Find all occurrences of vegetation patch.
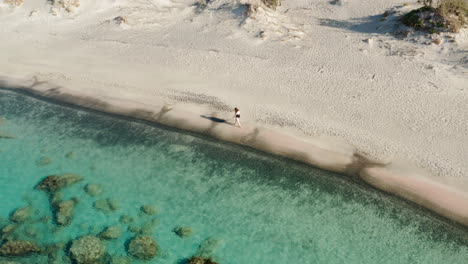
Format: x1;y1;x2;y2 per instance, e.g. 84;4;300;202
402;0;468;33
48;0;81;13
4;0;24;7
262;0;280;10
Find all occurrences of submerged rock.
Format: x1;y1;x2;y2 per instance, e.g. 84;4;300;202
196;238;223;258
84;184;102;197
69;236;106;264
128;225;140;234
0;240;41;257
127;236;158;260
36;157;53;166
65;151;75;159
173;227;192;238
60;173;83;187
51;191;63;205
140;205;158;215
44;242;65;262
54;199;78;226
9;206;33;223
1;224;17;236
94;199;111;213
139;219;159;235
108;199;121;211
128;219;159;235
37;174;83;193
188;256;219;264
119;215;134;224
99;226;122;240
94;199;120;213
0;132;15;139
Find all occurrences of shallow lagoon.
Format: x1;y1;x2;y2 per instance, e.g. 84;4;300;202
1;90;468;263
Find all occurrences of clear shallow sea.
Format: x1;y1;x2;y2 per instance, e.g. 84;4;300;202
0;90;468;264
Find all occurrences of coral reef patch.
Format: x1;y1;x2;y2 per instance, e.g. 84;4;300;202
127;236;158;260
69;236;106;264
36;174;82;193
0;240;41;257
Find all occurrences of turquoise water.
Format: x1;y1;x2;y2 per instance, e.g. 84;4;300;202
1;90;468;264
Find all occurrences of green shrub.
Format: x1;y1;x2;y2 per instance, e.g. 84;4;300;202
403;0;468;33
262;0;280;10
401;6;438;29
438;0;468;32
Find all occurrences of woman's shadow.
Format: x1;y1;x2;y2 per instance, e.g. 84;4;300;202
200;115;233;125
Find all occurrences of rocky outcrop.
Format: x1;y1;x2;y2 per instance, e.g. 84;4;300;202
128;225;140;234
36;157;53;167
1;224;16;236
84;184;102;197
9;206;33;223
127;236;158;260
139;219;159;235
54;199;78;226
44;242;65;263
128;219;159;235
113;16;128;25
173;227;192;238
51;191;63;205
140;205;158;215
196;238;223;259
56;173;82;187
36;174;81;227
36;174;83;193
98;226;122;240
188;256;219;264
69;236;106;264
119;215;134;224
0;240;41;257
94;199;120;213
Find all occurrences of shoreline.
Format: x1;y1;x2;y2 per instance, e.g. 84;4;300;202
2;76;468;228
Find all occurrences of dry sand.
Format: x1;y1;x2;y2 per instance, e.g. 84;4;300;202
0;0;467;222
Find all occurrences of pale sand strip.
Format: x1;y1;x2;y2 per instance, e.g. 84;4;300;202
2;76;468;227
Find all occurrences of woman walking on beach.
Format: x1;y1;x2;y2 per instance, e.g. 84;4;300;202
234;107;241;128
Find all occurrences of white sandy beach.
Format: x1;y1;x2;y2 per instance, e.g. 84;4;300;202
1;0;467;222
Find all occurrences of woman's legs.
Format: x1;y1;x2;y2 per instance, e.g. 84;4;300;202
235;117;242;127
